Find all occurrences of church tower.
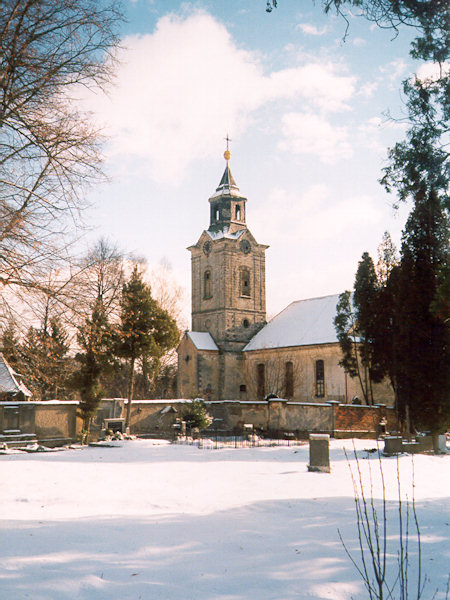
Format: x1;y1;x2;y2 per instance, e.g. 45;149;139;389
188;147;268;350
177;145;268;401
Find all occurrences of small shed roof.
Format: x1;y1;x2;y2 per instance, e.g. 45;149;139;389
0;353;32;398
244;294;341;351
187;331;219;351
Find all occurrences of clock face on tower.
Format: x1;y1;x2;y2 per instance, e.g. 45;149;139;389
203;241;212;256
240;239;251;254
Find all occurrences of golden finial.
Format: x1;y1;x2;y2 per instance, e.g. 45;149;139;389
224;134;231;161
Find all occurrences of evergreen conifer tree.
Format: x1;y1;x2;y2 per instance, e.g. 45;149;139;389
1;319;22;371
335;253;385;405
72;298;113;439
116;267;179;429
20;317;70;400
393;187;449;435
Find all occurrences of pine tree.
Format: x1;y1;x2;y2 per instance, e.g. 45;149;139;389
47;317;71;400
334;291;369;401
116;267;179;429
1;319;22;371
334;253;385;405
20;317;70;400
72;298;113;439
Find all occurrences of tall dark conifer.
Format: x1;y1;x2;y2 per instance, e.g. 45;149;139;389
335;253;386;405
394;188;449;433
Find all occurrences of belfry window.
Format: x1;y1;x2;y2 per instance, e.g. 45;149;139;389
204;270;212;299
285;361;294;399
214;207;220;221
315;360;325;398
235;204;241;220
257;363;265;399
240;268;251;297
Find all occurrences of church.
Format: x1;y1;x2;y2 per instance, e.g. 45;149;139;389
177;150;394;406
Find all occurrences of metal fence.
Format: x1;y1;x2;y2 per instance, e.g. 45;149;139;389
174;430;305;450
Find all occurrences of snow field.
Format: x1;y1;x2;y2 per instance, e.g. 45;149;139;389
0;438;448;599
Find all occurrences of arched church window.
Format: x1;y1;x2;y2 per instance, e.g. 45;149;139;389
204;270;212;299
240;268;251;297
214;207;220;221
257;363;265;399
315;360;325;398
285;361;294;399
235;204;241;220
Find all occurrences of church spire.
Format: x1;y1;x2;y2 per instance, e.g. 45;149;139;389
215;135;239;195
208;139;247;233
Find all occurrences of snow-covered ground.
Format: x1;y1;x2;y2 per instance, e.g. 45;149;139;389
0;438;448;600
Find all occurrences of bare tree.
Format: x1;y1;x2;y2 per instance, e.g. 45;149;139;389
0;0;123;317
338;445;447;600
376;232;399;286
149;259;188;329
70;238;125;321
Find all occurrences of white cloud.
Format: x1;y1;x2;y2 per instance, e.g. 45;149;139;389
296;23;328;36
251;184;386;310
352;37;366;47
268;63;355;112
278;112;352;163
380;58;408;82
82;11;356;184
416;61;449;82
256;184;382;240
357;80;378;98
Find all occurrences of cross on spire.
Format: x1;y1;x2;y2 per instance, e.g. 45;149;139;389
224;134;232;162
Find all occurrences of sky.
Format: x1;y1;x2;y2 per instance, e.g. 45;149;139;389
82;0;421;323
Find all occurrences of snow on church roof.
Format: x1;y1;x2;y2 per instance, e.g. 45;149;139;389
209;162;245;199
187;331;219;351
244;294;341;351
206;228;245;241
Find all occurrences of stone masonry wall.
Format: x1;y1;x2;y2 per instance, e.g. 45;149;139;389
126;399;396;439
34;402;80;442
334;404;397;434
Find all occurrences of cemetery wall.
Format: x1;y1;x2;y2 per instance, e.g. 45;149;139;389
0;399;397;445
34;402;80;443
0;401;81;446
127;399;395;439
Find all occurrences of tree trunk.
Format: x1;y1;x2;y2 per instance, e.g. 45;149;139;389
405;404;411;441
125;356;136;431
353;337;368;404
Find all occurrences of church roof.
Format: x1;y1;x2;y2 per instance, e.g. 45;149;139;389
0;353;32;398
187;331;219;351
243;294;341;351
209;163;245;199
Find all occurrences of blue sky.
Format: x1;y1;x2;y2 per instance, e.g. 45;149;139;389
82;0;420;322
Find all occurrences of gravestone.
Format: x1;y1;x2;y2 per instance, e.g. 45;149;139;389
416;434;433;452
308;434;330;473
384;436;403;455
438;434;447;453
